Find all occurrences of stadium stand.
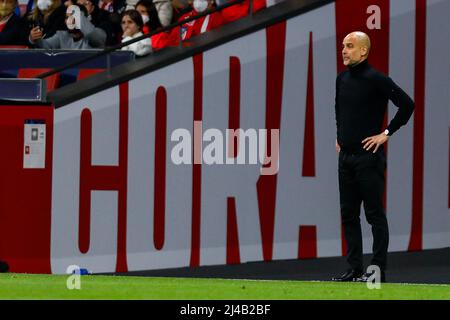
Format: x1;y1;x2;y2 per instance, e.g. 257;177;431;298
1;0;265;90
0;49;134;88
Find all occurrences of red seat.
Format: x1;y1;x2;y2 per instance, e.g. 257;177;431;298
0;45;28;49
17;68;60;92
77;68;105;80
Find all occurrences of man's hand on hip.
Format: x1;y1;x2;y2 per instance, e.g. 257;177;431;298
362;133;389;153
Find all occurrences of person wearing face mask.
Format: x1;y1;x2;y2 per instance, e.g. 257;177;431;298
27;0;67;46
135;0;155;34
31;4;107;49
150;0;223;49
134;0;182;50
126;0;173;28
0;0;27;45
134;0;176;50
173;0;223;42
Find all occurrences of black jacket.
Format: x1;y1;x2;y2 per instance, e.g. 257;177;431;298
0;14;27;45
335;59;415;152
89;6;116;46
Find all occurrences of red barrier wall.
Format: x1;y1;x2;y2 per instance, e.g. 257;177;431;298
0;105;53;273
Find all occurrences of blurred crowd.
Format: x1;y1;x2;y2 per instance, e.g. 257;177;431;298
0;0;267;56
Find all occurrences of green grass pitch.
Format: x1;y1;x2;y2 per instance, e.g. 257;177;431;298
0;274;449;300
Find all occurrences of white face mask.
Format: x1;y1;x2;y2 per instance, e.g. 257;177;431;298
141;14;149;25
37;0;52;12
193;0;209;13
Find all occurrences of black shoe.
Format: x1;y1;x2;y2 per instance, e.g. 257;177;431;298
355;270;386;283
331;269;363;282
0;260;9;273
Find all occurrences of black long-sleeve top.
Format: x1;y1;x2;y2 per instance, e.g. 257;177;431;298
0;14;27;45
335;59;414;153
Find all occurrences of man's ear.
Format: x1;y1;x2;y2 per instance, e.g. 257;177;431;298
361;46;368;57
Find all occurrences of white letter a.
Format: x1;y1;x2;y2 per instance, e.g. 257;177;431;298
366;5;381;30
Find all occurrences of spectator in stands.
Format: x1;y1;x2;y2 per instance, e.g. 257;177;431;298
133;0;174;27
221;0;265;23
135;0;178;50
98;0;126;43
135;0;155;34
31;4;107;49
120;9;151;56
14;0;27;17
136;0;152;34
0;0;27;45
27;0;67;46
176;0;224;41
153;0;172;26
149;0;226;49
76;0;116;45
131;0;264;51
172;0;265;43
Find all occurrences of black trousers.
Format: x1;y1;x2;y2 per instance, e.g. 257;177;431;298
338;149;389;272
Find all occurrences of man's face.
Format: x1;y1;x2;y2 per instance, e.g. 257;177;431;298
342;35;367;66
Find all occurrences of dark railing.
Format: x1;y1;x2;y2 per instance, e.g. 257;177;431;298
36;0;249;80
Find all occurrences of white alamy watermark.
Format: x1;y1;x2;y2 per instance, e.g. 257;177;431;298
66;265;82;290
170;121;280;175
366;265;382;290
366;5;381;30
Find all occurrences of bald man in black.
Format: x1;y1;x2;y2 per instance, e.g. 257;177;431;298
332;32;414;283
